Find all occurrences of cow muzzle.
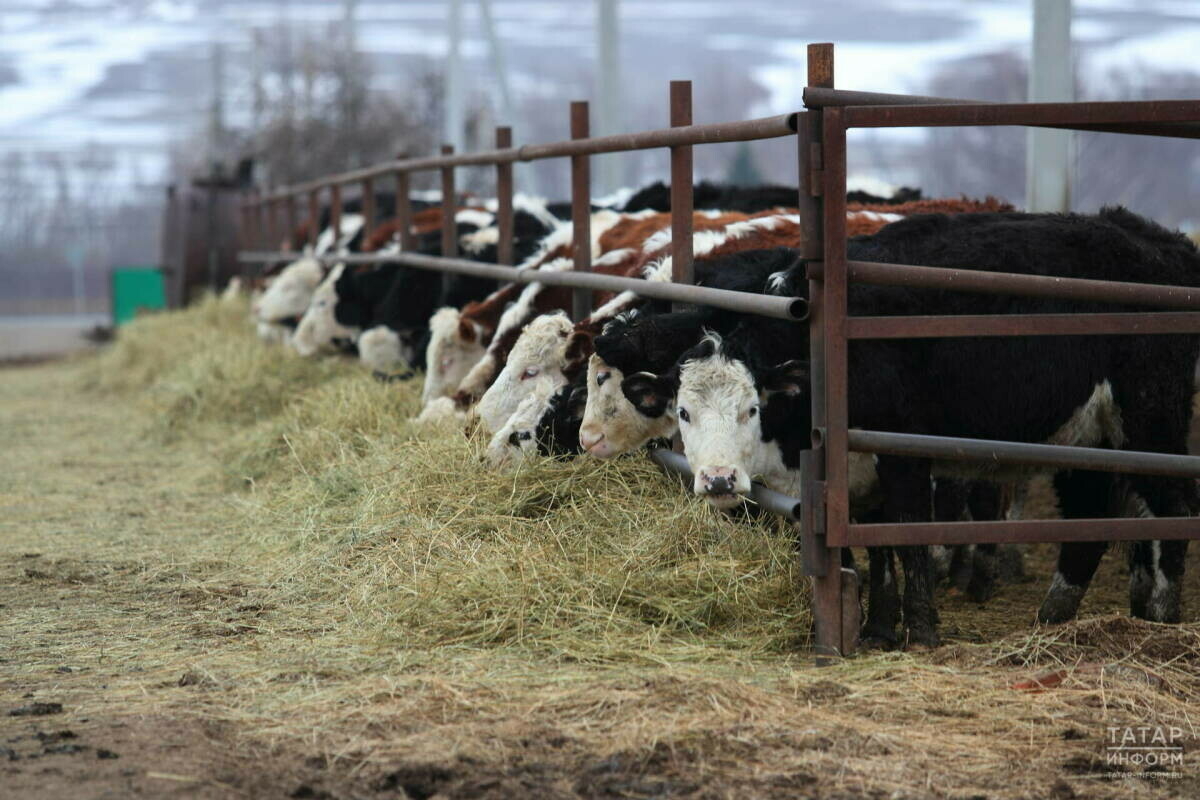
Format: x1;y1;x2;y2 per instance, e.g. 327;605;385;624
694;466;746;509
579;428;615;459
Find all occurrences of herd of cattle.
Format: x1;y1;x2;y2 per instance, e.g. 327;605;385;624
234;180;1200;649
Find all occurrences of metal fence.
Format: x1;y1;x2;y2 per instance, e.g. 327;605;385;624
238;42;1200;660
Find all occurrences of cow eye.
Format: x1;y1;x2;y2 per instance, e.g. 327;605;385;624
518;431;532;441
748;406;758;418
678;407;690;423
521;366;540;380
596;370;610;387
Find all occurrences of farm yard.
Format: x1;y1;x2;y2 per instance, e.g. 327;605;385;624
1;296;1199;799
7;2;1200;798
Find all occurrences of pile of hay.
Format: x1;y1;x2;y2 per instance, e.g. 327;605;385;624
82;295;805;664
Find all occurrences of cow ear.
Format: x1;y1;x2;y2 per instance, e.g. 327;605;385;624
620;371;677;418
457;318;477;343
565;331;593;365
761;359;809;398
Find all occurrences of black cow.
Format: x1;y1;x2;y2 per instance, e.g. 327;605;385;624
624;208;1200;647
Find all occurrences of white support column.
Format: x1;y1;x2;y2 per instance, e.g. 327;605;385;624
595;0;621;194
444;0;465;152
1026;0;1073;212
477;0;512;123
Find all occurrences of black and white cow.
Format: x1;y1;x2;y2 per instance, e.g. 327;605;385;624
622;208;1200;647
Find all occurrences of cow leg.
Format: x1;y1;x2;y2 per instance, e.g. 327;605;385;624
1123;477;1197;623
1037;470;1112;624
875;455;939;648
862;546;900;648
932;479;970;591
964;481;1007;603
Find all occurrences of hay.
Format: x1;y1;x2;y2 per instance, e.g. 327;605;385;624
2;297;1198;797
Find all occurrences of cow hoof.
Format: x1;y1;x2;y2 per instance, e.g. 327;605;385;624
859;623;899;651
965;575;996;604
903;626;940;650
1131;572;1182;624
1037;575;1086;624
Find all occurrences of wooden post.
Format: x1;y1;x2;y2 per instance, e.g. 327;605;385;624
395;158;414;252
329;183;343;250
361;177;375;244
440;145;457;296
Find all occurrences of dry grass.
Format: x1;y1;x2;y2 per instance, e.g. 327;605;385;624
2;296;1198;798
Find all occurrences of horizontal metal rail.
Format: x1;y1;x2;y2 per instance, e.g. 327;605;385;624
803;87;981;108
846;312;1200;339
837;517;1200;547
250;113;797;203
807;259;1200;310
237;250;808;321
848;429;1200;479
843;99;1200;135
648;448;802;522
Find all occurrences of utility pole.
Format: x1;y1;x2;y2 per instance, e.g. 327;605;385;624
1026;0;1073;212
444;0;465;152
595;0;620;194
207;40;225;163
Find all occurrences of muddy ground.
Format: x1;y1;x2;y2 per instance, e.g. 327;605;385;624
2;356;1199;799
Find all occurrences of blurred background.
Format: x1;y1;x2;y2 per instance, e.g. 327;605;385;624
2;0;1199;356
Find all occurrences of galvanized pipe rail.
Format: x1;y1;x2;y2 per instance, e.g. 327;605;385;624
238;250;808;321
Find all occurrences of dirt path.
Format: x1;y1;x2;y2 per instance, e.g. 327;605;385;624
0;364;330;797
3;359;1199;799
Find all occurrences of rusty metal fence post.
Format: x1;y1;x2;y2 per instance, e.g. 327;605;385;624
361;177;375;244
440;144;457;296
570;101;593;321
670;80;695;310
496;127;515;266
803;42;858;661
395;153;415;253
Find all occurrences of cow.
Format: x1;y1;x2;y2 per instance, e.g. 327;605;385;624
573;199;1012;461
621;208;1200;647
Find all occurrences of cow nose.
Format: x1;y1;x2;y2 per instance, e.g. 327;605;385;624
579;430;602;451
507;430;521;447
701;468;738;495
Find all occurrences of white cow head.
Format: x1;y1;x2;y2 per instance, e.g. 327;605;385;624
358;325;410;374
578;354;677;458
475;312;583;436
621;333;807;509
292;263;360;356
485;382;563;468
252;256;324;323
420;307;488;407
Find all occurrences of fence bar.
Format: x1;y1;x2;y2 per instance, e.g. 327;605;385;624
238;250;807;320
805;259;1200;310
266;196;280;250
255;114;798;201
839;517;1200;548
285;195;298;252
256;191;269;250
844;99;1200;131
395;159;414;252
495;127;514;265
847;312;1200;339
805;87;980;108
361;177;375;243
570;101;593;321
670;81;694;307
330;183;343;245
648;449;801;521
440;145;457;296
307;189;320;249
848;429;1200;479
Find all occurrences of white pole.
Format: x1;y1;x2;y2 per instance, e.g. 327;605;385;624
445;0;465;152
477;0;512;123
1026;0;1073;212
595;0;620;194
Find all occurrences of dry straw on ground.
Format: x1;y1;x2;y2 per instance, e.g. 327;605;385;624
2;295;1197;798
